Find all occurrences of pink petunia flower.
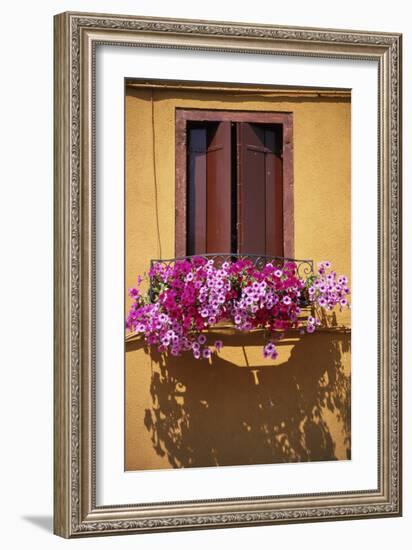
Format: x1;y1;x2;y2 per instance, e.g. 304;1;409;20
214;340;223;351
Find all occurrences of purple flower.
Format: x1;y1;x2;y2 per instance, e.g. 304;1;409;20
263;342;278;360
214;340;223;351
306;324;315;333
128;287;139;298
202;348;211;359
126;257;350;362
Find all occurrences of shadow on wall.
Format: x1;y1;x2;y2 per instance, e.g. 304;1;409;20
128;330;351;469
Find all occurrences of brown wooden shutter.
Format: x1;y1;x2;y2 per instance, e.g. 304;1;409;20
206;121;232;253
187;126;207;255
237;123;283;256
187;122;232;255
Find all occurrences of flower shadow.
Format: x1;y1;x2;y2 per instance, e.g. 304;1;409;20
136;329;351;469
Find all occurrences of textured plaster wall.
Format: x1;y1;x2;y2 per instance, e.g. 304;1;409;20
124;87;351;470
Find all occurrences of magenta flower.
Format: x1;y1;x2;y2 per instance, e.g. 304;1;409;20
214;340;223;351
264;342;275;353
128;287;139;298
126;257;350;361
263;342;278;360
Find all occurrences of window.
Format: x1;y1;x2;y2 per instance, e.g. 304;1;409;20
175;109;294;258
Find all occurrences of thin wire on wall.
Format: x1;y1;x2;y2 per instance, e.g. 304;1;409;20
151;89;162;258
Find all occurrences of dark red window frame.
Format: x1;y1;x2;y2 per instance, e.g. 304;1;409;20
175;109;294;258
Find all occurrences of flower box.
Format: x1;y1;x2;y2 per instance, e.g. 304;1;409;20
126;255;350;360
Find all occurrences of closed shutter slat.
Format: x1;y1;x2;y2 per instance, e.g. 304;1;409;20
238;122;283;256
206;121;232;253
265;128;284;256
187;127;207;255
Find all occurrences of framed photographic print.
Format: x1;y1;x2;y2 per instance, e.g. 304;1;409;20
53;11;402;537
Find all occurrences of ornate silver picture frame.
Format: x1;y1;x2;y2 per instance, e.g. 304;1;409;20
53;11;402;537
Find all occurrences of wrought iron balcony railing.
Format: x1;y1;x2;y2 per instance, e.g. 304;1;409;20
149;254;314;306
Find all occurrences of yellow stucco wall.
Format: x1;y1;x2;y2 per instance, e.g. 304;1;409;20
124;86;351;471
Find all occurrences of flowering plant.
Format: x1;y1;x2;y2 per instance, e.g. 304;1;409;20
126;257;350;360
